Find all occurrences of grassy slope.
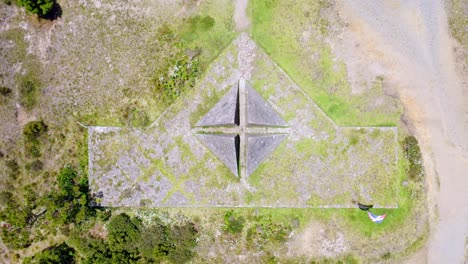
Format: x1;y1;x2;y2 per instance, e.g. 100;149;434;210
249;0;401;126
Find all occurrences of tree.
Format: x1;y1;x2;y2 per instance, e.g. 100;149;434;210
23;243;75;264
107;214;142;256
19;0;55;18
57;165;77;198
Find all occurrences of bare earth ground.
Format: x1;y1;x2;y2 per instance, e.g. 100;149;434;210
332;1;468;263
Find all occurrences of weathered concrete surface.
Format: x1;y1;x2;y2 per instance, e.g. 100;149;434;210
246;81;287;127
246;134;287;177
88;33;399;208
196;83;239;127
196;134;239;177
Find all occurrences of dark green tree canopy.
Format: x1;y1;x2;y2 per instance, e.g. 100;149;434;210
19;0;56;18
23;243;75;264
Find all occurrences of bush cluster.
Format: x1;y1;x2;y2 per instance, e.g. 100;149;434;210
68;213;198;263
23;120;47;158
19;77;40;110
18;0;55;18
223;210;245;234
403;136;424;180
153;55;200;104
246;215;291;250
0;166;93;249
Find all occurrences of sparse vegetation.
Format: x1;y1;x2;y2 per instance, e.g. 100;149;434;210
23;121;47;158
223;210;245;234
19;76;40;110
249;0;400;126
152;55;201;104
403;136;424;180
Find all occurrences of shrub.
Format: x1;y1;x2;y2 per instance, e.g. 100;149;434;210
57;165;77;197
23;243;75;264
223;210;245;234
18;0;55;18
19;77;40;110
153;55;200;104
403;136;424;180
23;121;47;141
107;213;142;254
167;222;198;263
188;15;216;32
246;215;291;250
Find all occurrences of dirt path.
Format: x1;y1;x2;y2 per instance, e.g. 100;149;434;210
334;1;467;263
233;0;250;31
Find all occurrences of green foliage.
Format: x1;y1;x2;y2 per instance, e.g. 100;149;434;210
223;210;245;234
137;219;170;260
69;214;198;264
0;190;33;249
128;107;150;127
249;0;400;126
246;214;291;250
403;136;424;180
67;233;113;264
36;165;94;227
152;55;200;104
57;165;77;198
188;15;216;32
107;213;142;255
23;121;47;141
19;77;40;110
23;243;75;264
18;0;55;17
166;222;198;263
23;121;47;157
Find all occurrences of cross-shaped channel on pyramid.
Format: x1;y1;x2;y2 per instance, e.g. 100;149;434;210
192;78;290;178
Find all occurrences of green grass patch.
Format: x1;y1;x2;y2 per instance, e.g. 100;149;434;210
448;0;468;47
18;72;41;110
402;136;424;181
249;0;400;126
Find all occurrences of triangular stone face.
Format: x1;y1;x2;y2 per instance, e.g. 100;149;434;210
246;134;287;177
196;134;239;177
245;82;287;127
196;83;239;127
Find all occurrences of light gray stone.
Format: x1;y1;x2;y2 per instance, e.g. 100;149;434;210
246;134;287;177
196;134;239;177
196;83;239;127
245;82;287;127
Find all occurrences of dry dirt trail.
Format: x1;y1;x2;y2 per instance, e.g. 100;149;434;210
233;0;250;31
334;1;467;263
